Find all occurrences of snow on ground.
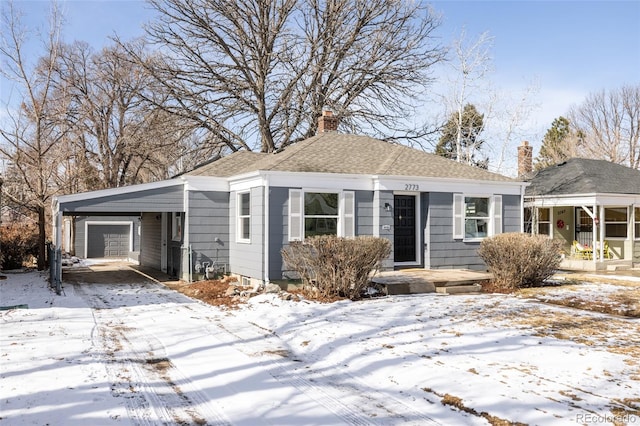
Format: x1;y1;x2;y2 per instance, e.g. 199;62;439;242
1;270;639;425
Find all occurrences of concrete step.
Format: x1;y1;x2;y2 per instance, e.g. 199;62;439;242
607;264;632;271
436;283;483;295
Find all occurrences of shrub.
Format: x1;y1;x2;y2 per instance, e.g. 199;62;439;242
0;223;39;270
281;235;391;301
477;232;562;292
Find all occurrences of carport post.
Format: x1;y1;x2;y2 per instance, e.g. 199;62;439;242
50;200;63;294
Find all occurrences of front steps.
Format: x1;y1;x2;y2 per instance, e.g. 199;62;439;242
372;269;492;295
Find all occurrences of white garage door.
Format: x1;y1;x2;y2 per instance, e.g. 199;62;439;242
87;224;131;258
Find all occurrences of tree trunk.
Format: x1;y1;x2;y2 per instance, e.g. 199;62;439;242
37;206;46;271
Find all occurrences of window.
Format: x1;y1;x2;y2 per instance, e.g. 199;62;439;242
636;207;640;239
172;212;182;241
453;194;501;240
237;192;251;243
604;207;627;238
288;190;355;241
538;208;551;235
304;192;339;237
464;197;489;239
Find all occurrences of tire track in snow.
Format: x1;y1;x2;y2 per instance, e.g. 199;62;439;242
208;314;441;425
74;283;231;426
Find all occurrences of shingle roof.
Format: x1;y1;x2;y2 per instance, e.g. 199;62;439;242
525;158;640;196
186;133;515;182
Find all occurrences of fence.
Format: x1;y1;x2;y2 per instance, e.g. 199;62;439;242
47;243;62;295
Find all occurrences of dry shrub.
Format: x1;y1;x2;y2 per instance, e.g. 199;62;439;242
478;232;562;292
282;235;391;301
0;223;39;270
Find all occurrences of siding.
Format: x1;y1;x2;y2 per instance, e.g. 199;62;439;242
187;191;230;277
355;191;374;236
502;195;522;233
378;191;395;270
428;192;522;270
270;188;381;280
140;212;162;269
60;186;184;213
229;187;264;280
428;192;486;270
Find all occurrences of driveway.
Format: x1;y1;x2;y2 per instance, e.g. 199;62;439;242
63;261;178;285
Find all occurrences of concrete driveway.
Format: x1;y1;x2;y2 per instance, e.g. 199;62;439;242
63;261;178;285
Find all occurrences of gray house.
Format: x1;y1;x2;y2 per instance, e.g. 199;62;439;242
53;113;527;285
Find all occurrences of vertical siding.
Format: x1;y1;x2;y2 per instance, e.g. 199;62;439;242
140;212;162;269
229;187;264;280
188;191;230;277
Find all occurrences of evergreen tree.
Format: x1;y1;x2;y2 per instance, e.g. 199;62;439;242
534;116;580;170
435;104;488;168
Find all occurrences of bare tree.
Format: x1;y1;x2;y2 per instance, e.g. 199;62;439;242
441;29;493;164
569;84;640;169
51;41;195;190
0;0;66;270
439;28;539;174
131;0;445;153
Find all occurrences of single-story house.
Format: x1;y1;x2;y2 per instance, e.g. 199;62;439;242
519;141;640;270
52;112;528;284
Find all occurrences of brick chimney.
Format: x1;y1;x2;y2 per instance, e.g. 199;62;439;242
317;109;339;133
517;140;533;178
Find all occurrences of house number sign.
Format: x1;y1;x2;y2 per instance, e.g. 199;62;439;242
404;184;420;191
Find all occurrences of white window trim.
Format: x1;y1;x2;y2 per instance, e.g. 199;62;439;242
453;194;502;241
288;189;355;241
603;206;628;240
171;212;182;242
237;191;251;243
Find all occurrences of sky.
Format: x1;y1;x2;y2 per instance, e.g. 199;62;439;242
2;0;639;174
1;265;639;424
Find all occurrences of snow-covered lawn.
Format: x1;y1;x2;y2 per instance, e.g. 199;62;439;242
1;270;639;425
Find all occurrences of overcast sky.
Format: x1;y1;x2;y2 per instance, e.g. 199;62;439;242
2;0;639;173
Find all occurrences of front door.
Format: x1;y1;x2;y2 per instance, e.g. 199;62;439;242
394;195;416;263
575;207;593;246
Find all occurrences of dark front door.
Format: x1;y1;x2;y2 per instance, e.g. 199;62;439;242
394;195;416;263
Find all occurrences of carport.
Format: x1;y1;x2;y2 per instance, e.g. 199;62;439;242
52;179;187;288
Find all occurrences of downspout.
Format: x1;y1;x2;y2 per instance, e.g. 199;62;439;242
263;174;270;285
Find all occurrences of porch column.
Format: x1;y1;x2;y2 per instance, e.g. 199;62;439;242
592;204;598;265
599;204;605;261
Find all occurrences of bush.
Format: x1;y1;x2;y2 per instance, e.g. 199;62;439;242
477;232;562;292
282;235;391;301
0;223;39;270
